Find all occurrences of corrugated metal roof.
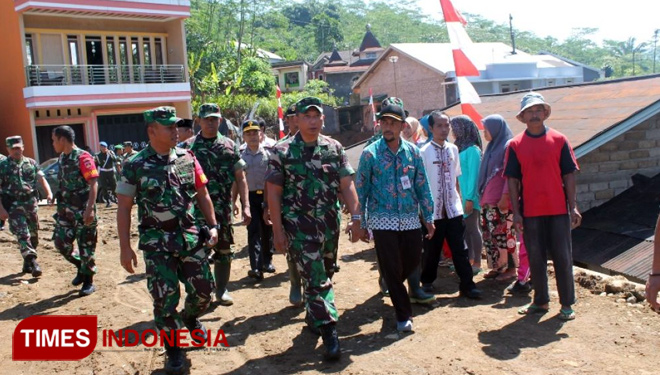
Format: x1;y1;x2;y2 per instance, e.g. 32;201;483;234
444;75;660;150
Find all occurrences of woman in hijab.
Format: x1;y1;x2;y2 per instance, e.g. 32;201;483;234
403;116;428;146
450;115;483;274
477;115;523;283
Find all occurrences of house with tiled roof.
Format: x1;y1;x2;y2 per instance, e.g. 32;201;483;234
311;25;384;104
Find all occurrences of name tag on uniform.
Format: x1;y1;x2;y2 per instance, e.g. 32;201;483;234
400;175;411;190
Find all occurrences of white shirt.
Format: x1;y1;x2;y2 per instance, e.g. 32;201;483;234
420;141;464;220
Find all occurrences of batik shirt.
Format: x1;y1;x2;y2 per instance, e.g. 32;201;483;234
420;141;464;220
355;137;434;231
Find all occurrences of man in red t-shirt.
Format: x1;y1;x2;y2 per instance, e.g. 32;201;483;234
504;92;582;321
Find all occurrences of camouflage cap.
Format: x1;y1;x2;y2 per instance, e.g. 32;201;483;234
295;97;323;114
6;136;24;148
377;97;406;122
144;106;178;125
199;103;222;118
242;119;260;132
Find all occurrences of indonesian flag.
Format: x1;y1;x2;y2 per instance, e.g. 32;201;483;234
276;85;285;138
369;88;378;133
439;0;483;128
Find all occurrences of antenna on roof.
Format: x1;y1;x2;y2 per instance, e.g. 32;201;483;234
509;14;517;55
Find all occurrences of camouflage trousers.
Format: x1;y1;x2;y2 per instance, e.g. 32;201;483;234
200;208;234;263
288;238;339;327
53;210;98;275
143;247;215;333
7;199;39;259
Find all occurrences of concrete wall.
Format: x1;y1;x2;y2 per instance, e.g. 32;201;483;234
576;113;660;211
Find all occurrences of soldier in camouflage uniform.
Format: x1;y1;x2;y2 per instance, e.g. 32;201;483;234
266;97;363;361
122;141;139;164
117;106;219;374
51;126;100;296
0;136;53;277
181;103;250;306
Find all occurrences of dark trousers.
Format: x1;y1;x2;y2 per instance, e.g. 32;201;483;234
421;216;476;293
247;191;272;271
522;215;575;307
372;229;422;322
97;171;116;203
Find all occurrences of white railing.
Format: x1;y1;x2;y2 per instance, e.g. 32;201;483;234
25;64;185;86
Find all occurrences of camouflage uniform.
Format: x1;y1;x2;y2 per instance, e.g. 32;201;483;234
117;144;214;334
0;154;42;260
53;147;98;276
266;132;355;327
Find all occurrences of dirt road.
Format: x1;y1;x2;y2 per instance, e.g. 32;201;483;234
1;205;659;374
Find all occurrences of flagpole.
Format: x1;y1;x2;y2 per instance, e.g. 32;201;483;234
276;85;285;139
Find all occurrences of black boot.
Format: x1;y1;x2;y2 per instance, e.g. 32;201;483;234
213;259;233;306
182;315;208;345
319;324;341;361
27;256;42;277
164;344;186;374
79;274;96;296
22;258;33;274
71;259;84;286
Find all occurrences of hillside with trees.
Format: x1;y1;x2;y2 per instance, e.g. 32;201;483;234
186;0;660;121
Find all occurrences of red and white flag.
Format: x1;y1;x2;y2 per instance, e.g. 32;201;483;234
369;88;378;133
439;0;483;128
276;85;285;138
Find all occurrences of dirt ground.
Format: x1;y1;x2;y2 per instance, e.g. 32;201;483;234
1;204;660;375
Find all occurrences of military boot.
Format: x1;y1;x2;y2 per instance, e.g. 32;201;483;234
25;255;42;277
408;265;434;304
182;312;208;345
213;259;233;306
79;275;96;296
71;258;84;286
164;343;186;374
287;258;303;307
319;323;341;361
22;258;33;274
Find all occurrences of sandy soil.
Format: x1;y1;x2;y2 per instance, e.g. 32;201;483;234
1;204;659;375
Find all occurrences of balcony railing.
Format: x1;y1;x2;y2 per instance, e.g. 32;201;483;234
25;64;186;87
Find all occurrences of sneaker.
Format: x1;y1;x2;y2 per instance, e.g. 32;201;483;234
421;283;434;294
459;288;482;299
396;319;413;332
506;281;532;293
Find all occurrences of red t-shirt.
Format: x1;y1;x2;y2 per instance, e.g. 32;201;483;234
79;151;99;181
504;127;579;217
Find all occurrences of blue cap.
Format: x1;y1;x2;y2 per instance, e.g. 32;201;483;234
99;141;108;147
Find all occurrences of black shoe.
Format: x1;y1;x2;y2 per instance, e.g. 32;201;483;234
71;272;84;286
29;257;42;277
182;316;208;345
79;275;96;296
320;324;341;361
459;288;482;299
164;345;186;374
22;259;33;274
262;264;276;273
106;201;111;208
247;269;264;281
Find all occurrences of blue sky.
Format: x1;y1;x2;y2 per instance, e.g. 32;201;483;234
416;0;659;46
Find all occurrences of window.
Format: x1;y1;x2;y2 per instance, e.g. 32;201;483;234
154;38;163;65
366;52;377;59
131;37;140;65
68;35;80;65
25;34;35;65
318;74;323;81
547;79;555;87
566;78;574;84
284;72;299;88
143;39;152;66
501;83;511;93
